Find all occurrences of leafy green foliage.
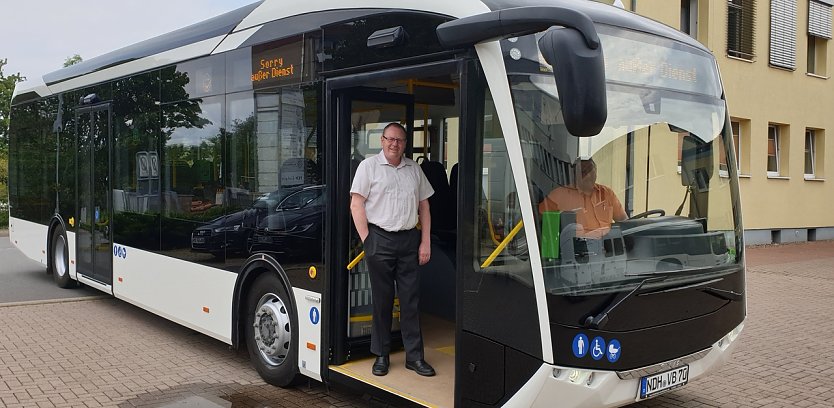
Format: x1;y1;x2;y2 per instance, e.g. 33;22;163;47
63;54;83;67
1;58;25;154
0;59;22;224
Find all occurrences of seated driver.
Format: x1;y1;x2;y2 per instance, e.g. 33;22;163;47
538;157;627;238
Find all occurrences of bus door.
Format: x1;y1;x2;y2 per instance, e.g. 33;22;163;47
329;86;414;364
75;105;113;287
326;60;463;406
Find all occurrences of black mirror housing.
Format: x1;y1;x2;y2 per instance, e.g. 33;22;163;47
539;28;607;137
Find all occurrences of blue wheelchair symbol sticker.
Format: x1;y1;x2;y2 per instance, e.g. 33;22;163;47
591;336;606;361
607;339;621;363
309;307;320;325
572;333;589;358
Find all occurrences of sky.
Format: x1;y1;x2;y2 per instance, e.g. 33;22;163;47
0;0;258;81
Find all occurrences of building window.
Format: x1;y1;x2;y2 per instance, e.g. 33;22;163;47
728;0;757;60
732;121;742;170
768;124;788;176
718;137;731;177
770;0;797;70
807;0;832;75
805;129;817;178
681;0;699;37
731;118;752;174
808;35;828;74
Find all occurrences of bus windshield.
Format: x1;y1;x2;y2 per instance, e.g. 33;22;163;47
503;25;742;295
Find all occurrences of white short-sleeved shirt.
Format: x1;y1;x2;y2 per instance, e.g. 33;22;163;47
350;151;434;232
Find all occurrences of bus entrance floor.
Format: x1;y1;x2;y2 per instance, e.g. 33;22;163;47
331;314;455;407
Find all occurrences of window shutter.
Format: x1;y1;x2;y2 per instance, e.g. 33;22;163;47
809;0;833;39
728;0;757;59
770;0;797;69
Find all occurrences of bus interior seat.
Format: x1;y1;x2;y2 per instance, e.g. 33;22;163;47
449;163;459;209
419;161;457;322
420;160;454;234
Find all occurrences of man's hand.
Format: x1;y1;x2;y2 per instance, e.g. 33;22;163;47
419;241;431;265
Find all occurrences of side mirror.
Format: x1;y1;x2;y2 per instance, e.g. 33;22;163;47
538;28;607;136
436;6;607;137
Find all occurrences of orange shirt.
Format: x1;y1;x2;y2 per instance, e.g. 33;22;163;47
538;184;627;237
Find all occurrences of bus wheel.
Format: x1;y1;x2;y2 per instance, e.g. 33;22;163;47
51;228;76;288
244;273;299;387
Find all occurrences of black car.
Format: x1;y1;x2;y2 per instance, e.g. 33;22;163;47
191;185;319;257
249;185;325;258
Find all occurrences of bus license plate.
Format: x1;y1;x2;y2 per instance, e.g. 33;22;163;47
638;365;689;400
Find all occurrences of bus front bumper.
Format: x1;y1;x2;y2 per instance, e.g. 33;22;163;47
504;323;744;408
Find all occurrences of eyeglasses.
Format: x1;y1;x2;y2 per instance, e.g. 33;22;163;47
381;135;406;144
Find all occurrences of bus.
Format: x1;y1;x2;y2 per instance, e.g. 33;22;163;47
6;0;746;406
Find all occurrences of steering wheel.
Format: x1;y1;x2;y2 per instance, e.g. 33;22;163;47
629;209;666;219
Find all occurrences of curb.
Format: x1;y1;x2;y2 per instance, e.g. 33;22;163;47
0;295;111;308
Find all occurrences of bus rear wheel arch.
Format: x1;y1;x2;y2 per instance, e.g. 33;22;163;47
244;272;300;387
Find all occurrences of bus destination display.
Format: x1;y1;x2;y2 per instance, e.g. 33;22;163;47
252;36;304;88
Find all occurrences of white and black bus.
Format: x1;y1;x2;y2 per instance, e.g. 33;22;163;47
7;0;746;406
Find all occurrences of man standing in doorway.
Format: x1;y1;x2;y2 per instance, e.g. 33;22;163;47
349;122;436;377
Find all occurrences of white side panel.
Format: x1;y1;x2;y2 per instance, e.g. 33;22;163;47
8;217;48;266
47;35;226;95
236;0;490;31
213;26;260;54
294;288;323;381
505;338;743;408
112;244;237;344
66;230;78;280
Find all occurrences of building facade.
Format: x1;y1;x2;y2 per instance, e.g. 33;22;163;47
609;0;834;244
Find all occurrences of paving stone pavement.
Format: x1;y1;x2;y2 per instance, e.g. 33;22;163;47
1;241;833;407
634;241;834;408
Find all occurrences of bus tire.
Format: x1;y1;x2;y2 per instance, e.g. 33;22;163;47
50;227;76;288
244;272;300;387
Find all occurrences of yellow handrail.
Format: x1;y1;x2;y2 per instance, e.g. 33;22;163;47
480;220;524;269
347;251;365;270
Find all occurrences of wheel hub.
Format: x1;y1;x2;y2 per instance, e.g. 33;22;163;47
54;236;68;277
253;294;291;366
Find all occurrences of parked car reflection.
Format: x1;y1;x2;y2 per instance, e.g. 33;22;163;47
249;185;325;259
190;186;320;257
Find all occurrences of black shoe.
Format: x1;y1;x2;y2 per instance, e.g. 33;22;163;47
405;359;436;377
372;355;389;376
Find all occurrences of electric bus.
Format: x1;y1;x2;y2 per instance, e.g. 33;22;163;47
7;0;746;406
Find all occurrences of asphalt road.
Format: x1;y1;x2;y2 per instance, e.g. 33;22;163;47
0;232;101;304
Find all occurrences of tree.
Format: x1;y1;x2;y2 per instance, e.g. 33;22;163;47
1;58;25;153
63;54;83;67
0;153;7;198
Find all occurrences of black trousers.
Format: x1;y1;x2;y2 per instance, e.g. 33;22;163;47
365;224;424;361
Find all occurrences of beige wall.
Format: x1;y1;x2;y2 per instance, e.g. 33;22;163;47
632;0;834;231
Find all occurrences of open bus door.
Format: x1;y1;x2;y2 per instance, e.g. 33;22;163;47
329;86;415;364
325;60;463;406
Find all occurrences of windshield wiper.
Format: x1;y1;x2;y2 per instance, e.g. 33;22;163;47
583;276;666;330
701;286;743;302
